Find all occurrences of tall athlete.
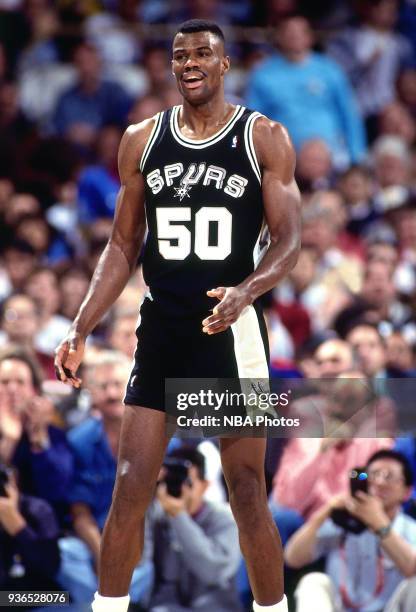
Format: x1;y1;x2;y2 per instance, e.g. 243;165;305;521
55;20;301;612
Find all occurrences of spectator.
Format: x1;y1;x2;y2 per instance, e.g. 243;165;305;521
387;197;416;295
0;346;71;525
0;294;55;378
338;165;380;238
335;259;412;339
295;139;334;194
362;261;410;324
128;94;165;125
13;213;71;268
0;240;37;300
397;66;416;117
386;331;415;373
142;45;174;96
0;81;37;183
372;135;412;213
14;214;52;259
84;0;141;66
17;0;59;74
274;246;337;334
58;268;90;322
0;295;40;351
107;313;138;360
2;193;41;237
149;446;243;612
246;13;366;168
378;102;416;146
0;463;61;602
327;0;412;122
52;42;132;148
272;407;392;518
24;267;71;356
301;192;363;294
77;125;121;224
285;449;416;612
366;240;399;270
57;351;153;606
314;338;354;378
346;323;392;378
0;346;42;463
12;388;73;528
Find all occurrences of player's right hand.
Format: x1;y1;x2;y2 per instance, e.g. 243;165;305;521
54;332;85;388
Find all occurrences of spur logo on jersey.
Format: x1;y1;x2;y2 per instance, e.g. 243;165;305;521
146;162;248;200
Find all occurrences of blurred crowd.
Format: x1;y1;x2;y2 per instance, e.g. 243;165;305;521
1;0;416;610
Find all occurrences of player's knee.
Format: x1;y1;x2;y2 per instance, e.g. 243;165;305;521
111;476;153;520
227;467;267;524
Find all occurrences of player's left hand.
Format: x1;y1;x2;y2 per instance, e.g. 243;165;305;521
202;286;251;334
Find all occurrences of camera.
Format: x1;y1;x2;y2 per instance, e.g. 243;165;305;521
331;466;368;534
162;457;192;498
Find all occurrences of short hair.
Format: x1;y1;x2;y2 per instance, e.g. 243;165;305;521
0;345;44;393
84;350;131;386
345;321;385;345
174;19;225;44
367;449;413;486
168;445;206;480
276;11;310;27
2;238;36;257
0;293;39;322
339;164;372;182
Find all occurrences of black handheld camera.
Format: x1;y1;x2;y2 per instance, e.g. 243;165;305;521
162;457;192;498
331;467;368;534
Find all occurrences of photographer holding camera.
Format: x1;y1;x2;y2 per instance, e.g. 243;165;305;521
148;446;242;612
0;463;60;607
285;449;416;611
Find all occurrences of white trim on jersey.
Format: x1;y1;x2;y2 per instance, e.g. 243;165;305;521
231;305;269;379
139;112;164;172
170;105;246;149
244;111;262;184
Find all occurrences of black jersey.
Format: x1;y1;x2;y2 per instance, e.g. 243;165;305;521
140;104;267;317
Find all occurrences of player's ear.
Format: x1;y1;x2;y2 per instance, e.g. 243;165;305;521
221;55;230;75
171;59;175;76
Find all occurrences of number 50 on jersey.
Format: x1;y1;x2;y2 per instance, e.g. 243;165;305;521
156;206;232;261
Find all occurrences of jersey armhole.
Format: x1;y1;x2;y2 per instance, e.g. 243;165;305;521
139;111;164;173
244;112;263;184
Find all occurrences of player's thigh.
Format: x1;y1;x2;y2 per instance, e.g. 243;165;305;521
113;405;170;504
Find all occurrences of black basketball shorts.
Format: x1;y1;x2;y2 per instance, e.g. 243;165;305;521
124;296;270;412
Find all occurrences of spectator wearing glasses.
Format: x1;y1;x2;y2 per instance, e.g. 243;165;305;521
285;449;416;612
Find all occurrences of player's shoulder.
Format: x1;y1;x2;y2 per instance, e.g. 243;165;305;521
122;115;159;150
251;115;290;142
251;114;294;160
118;113;162;171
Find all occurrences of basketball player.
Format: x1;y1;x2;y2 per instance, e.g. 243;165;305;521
55;20;301;612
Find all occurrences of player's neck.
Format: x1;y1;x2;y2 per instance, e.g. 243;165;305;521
180;94;233;139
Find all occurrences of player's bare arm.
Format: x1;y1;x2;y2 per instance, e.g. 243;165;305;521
202;118;301;334
54;119;155;387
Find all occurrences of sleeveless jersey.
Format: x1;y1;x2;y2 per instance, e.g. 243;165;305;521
140;105;267;317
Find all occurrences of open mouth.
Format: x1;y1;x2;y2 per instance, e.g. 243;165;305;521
182;72;205;89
